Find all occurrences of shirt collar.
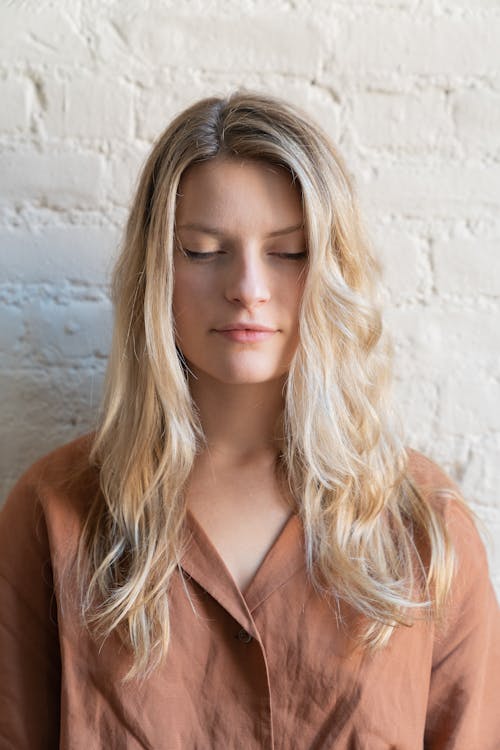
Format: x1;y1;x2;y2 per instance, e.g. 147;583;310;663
180;509;306;631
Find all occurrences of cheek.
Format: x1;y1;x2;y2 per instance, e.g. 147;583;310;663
173;269;204;314
279;277;304;320
172;271;213;344
174;265;215;301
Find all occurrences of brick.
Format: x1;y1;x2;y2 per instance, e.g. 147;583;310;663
390;375;438;445
44;76;134;139
335;13;500;76
371;226;424;301
263;79;341;144
351;90;451;151
24;298;113;363
440;376;500;433
333;0;417;5
469;505;500;580
433;238;500;297
109;11;331;76
451;89;500;157
0;303;24;364
136;72;341;144
359;162;500;217
458;435;500;508
0;78;33;134
480;522;500;596
107;142;150;208
136;85;193;144
385;307;500;376
0;151;105;209
0;8;92;65
440;0;500;8
0;225;119;284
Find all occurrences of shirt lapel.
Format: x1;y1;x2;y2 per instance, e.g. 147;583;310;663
243;513;306;613
180;509;306;627
180;509;256;633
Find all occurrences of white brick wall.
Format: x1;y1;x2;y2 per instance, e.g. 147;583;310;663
1;0;499;592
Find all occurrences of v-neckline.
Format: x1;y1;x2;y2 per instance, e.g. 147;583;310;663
182;507;306;618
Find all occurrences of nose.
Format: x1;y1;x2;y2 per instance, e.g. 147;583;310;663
224;250;271;309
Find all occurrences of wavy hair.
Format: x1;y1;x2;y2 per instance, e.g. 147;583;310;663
77;89;459;680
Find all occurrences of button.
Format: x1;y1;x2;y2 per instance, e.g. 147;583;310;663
236;627;253;643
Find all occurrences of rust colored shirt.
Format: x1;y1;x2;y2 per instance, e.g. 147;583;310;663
0;434;499;749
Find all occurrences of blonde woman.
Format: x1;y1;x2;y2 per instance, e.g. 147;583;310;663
1;90;499;749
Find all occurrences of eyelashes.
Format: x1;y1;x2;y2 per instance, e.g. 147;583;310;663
181;249;308;261
276;252;308;260
182;251;219;260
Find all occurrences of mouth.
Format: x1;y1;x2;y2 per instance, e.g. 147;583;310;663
215;328;277;342
216;324;276;333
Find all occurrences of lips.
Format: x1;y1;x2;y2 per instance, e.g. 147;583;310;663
214;324;277;343
216;323;276;332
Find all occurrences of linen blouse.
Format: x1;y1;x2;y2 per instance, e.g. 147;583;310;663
0;433;499;749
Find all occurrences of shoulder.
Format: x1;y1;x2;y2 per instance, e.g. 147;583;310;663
406;448;488;569
0;440;95;746
3;432;97;504
404;447;498;634
0;432;98;557
404;447;475;541
5;432;96;497
405;448;461;498
406;454;500;744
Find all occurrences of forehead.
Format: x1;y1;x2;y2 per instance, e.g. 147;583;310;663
175;157;303;236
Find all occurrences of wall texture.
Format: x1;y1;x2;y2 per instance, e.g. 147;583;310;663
1;0;499;593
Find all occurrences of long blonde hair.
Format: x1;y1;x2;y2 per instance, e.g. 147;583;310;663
77;89;458;680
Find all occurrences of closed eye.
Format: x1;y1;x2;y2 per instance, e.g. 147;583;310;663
182;249;220;260
181;249;307;261
275;252;308;260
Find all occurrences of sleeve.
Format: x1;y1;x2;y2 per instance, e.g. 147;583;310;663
424;496;500;749
0;471;61;749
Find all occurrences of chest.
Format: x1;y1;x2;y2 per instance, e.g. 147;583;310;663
186;476;295;594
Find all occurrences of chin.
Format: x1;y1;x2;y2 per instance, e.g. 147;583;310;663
201;364;287;386
215;372;281;386
184;354;291;386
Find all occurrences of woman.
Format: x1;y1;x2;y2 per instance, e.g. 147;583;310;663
0;90;499;749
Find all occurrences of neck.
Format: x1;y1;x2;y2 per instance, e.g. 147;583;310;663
188;371;286;467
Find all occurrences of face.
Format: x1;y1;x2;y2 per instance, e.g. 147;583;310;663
173;157;307;387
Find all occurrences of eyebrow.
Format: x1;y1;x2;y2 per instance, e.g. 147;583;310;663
176;222;304;238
